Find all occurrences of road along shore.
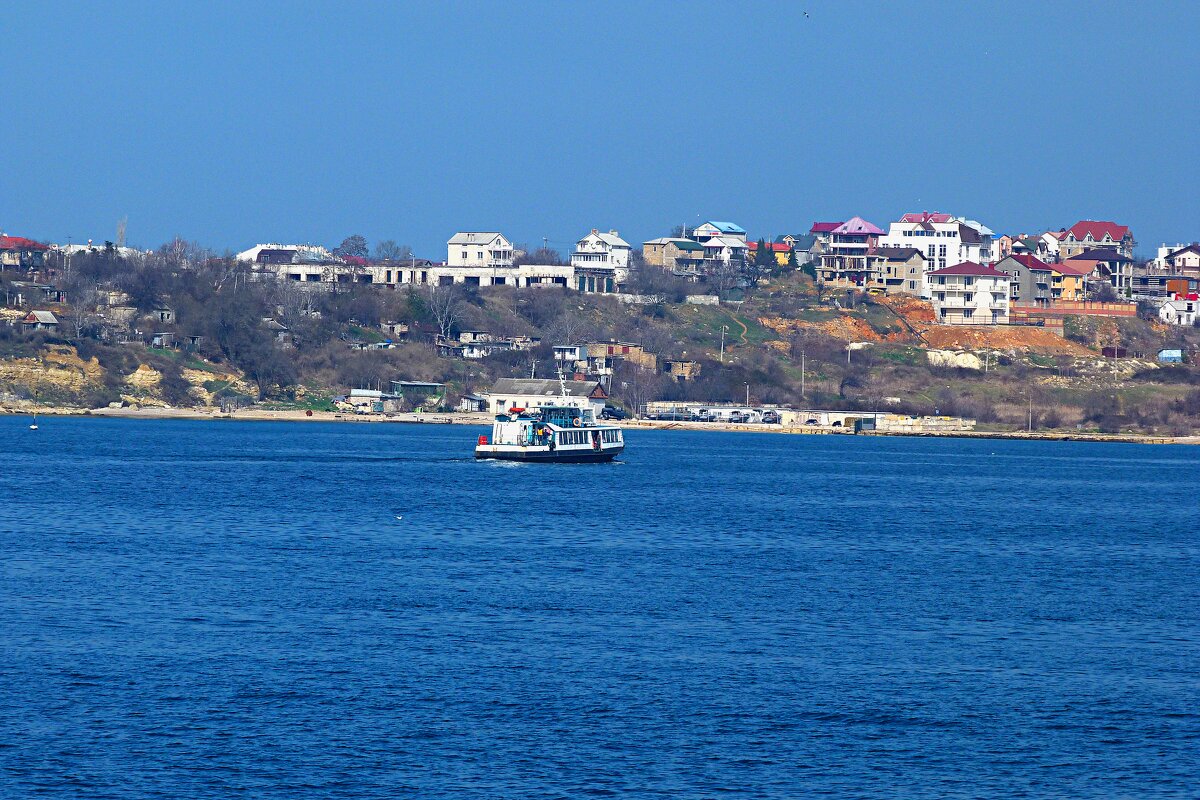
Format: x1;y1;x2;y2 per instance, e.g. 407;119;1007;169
4;403;1197;445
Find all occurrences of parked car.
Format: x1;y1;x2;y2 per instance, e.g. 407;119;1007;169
600;405;626;420
760;410;781;424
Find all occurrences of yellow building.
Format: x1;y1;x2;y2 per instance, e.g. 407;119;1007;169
1050;263;1090;301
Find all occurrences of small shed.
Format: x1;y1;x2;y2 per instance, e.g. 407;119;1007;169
1157;348;1184;364
458;393;488;413
20;310;59;331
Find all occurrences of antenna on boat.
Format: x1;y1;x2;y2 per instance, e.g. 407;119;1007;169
557;363;569;402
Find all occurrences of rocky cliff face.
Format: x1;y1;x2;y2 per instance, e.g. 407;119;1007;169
0;344;253;411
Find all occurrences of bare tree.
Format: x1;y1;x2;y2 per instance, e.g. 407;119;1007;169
426;282;462;341
710;258;741;296
513;246;567;266
67;285;99;341
546;310;593;345
375;240;412;262
614;362;665;416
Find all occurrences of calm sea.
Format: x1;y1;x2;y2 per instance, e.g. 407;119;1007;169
1;417;1197;798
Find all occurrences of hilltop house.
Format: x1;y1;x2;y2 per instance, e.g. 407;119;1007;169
747;241;792;267
572;229;631;286
1164;244;1200;276
1062;248;1133;296
775;234;818;266
1;235;50;271
447;232;515;268
702;236;749;269
817;217;884;288
876;247;927;295
235;243;339;264
997;254;1054;306
691;221;747;243
927;262;1011;325
642;237;706;278
1056;221;1135;260
877;212;994;280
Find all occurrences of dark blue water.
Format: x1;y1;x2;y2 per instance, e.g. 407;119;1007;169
2;417;1198;798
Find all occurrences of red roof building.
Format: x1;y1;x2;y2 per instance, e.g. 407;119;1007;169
899;212;954;224
1059;220;1135;260
0;235;50;270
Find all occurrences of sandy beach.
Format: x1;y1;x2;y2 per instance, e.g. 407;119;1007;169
3;403;1195;444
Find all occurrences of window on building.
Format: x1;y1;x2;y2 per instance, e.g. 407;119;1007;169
964;309;974;318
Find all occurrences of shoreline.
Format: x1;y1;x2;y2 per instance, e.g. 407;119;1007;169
3;404;1197;445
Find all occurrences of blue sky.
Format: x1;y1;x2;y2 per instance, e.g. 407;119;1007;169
3;0;1197;258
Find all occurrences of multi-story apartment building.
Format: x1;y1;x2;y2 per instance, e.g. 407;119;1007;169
998;254;1049;305
571;229;631;289
572;229;631;280
927;262;1011;325
877;247;927;295
817;216;883;288
1055;221;1135;260
447;232;515;267
877;212;994;295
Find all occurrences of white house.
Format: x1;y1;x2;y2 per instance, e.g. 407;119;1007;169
447;232;515;267
572;229;631;285
691;221;747;243
235;243;338;264
877;212;995;295
1159;297;1200;326
1165;244;1200;274
1040;232;1062;261
927;262;1011;325
483;377;608;417
702;235;749;265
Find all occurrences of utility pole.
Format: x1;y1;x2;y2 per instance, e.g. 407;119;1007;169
800;350;806;399
744;383;750;406
1028;394;1033;433
720;324;728;363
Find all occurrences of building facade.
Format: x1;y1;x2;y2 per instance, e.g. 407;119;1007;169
816;217;884;288
447;232;515;267
572;229;631;286
1056;221;1135;260
927;262;1011;325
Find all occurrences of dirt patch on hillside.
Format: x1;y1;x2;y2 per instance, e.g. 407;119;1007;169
917;325;1091;355
759;315;908;343
877;295;937;325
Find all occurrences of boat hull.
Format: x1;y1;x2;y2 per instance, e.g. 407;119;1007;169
475;445;622;463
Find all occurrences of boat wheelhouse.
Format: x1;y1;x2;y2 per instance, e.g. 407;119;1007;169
475;403;624;463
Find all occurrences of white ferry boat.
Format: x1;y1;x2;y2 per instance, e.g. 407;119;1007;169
475;399;625;463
